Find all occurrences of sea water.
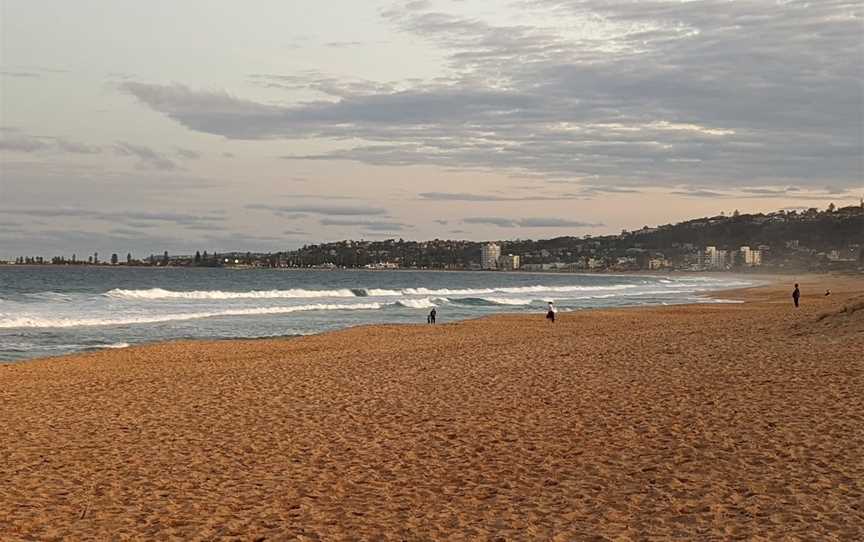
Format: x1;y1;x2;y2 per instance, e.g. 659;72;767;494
0;267;753;362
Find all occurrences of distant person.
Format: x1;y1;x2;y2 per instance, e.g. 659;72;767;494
792;284;800;308
429;308;437;324
546;301;556;323
825;289;831;297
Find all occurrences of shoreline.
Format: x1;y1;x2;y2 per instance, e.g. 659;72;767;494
3;275;769;366
1;275;861;539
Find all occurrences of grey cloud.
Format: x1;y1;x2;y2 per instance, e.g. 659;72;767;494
671;189;728;198
670;186;855;200
114;141;177;170
123;211;226;225
118;1;863;193
182;223;227;231
418;191;586;201
464;217;518;227
248;71;396;98
324;41;365;48
289;193;357;200
176;147;201;159
517;218;602;228
109;227;152;238
464;216;600;228
419;192;512;202
320;218;408;231
0;134;49;152
54;138;101;154
0;133;100;154
246;204;387;216
0;207;224;227
579;186;641;195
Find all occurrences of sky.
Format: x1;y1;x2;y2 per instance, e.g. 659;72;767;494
1;0;862;258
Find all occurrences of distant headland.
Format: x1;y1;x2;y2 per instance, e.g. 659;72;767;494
4;204;862;273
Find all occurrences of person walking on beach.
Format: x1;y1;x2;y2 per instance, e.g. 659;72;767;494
428;308;437;324
792;284;800;308
546;301;556;323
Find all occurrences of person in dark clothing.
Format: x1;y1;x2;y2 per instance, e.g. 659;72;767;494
546;301;556;323
792;284;800;307
429;308;437;324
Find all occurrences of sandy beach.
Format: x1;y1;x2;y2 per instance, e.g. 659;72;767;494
1;276;862;540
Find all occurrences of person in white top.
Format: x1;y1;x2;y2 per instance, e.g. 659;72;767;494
546;301;556;323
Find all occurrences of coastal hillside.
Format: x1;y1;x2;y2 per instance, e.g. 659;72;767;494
283;204;864;271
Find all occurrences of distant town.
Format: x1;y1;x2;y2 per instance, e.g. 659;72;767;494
4;203;862;273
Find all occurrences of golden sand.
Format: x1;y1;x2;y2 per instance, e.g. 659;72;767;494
1;276;862;540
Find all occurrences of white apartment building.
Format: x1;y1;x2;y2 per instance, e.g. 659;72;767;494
739;246;763;266
705;246;728;269
648;258;669;270
481;243;501;270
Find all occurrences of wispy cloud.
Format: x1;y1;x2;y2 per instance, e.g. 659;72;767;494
246;204;388;216
114;141;177;170
464;217;601;228
671;186;855;200
0;207;225;227
175;147;201;160
418;191;586;201
0;132;101;154
320;218;409;231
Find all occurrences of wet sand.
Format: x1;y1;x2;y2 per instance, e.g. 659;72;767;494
1;276;862;540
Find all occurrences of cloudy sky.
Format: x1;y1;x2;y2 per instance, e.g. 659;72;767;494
1;0;862;258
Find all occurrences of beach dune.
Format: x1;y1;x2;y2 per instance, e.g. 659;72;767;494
1;277;862;540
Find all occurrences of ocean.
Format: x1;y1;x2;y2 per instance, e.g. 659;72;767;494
0;267;753;362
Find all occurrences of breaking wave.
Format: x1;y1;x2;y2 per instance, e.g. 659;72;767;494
94;342;131;349
105;284;640;301
0;303;384;329
105;287;358;300
394;298;438;309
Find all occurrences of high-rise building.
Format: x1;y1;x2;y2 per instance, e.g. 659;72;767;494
498;254;521;271
481;243;501;270
739;246;762;266
704;246;727;269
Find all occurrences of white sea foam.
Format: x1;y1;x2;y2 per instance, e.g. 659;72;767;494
95;342;131;349
104;283;644;301
482;297;535;306
362;288;403;296
394;298;438;309
402;284;637;296
0;303;383;329
105;287;358;300
25;291;74;301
